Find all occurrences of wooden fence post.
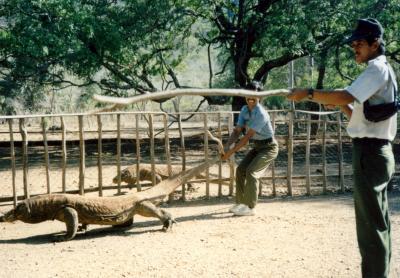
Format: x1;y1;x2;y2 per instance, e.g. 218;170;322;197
135;114;141;192
149;114;156;187
97;114;103;197
177;113;186;201
305;114;311;196
163;113;173;201
337;114;344;193
8;119;17;207
41;117;51;194
287;111;294;196
60;116;67;193
19;118;29;199
116;114;122;195
217;112;223;197
322;116;327;194
228;113;235;196
271;112;276;197
78;115;85;195
203;113;210;199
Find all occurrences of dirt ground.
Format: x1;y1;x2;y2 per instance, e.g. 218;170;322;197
0;174;399;278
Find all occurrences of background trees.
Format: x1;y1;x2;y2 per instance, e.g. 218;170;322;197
0;0;398;114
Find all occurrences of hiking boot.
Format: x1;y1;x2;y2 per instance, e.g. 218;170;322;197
234;205;255;216
229;204;246;213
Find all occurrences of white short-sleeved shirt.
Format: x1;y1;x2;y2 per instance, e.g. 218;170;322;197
346;55;398;140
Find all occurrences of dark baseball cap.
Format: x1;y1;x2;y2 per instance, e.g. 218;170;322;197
344;18;384;44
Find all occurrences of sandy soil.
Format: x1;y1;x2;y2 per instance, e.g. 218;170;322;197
1;183;399;278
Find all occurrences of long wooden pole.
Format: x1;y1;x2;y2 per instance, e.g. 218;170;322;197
93;89;290;106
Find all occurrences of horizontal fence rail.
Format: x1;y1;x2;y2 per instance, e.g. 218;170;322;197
0;110;398;207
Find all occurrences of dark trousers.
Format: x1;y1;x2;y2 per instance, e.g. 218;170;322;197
352;139;394;278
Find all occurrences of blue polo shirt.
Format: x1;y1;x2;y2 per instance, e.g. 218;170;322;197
237;103;274;140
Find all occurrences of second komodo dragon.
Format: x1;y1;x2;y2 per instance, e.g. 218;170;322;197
113;164;229;188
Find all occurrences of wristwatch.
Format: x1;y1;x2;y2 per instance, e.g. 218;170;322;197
307;88;314;100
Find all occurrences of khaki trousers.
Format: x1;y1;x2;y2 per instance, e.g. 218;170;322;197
235;140;279;208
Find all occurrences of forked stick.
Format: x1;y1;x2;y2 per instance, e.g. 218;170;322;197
93;88;290;107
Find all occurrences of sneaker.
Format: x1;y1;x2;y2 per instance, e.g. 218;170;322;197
234;205;255;216
229;204;245;213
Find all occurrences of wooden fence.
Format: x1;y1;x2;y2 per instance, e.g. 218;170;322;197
0;109;372;207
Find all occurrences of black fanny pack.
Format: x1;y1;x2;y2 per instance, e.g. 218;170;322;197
363;62;398;123
363;99;399;122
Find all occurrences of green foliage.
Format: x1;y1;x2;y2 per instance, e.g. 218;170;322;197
0;0;197;113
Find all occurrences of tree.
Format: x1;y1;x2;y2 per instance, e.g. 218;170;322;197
190;0;399;112
0;0;198;113
0;0;398;114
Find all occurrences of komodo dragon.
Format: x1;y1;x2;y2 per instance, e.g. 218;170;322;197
0;131;223;241
113;164;229;188
113;164;191;187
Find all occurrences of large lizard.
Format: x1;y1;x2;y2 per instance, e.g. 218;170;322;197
0;131;223;241
113;164;229;188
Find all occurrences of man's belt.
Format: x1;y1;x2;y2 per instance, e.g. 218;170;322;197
252;138;273;144
353;137;390;145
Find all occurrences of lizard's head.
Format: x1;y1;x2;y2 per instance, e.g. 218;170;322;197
0;202;30;222
113;168;136;184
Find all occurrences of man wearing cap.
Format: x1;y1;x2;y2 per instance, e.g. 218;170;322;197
287;18;397;277
221;81;278;216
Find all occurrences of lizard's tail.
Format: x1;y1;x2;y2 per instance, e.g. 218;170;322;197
133;131;223;202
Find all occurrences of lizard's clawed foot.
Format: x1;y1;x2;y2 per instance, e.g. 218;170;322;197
162;217;177;231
